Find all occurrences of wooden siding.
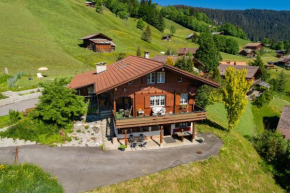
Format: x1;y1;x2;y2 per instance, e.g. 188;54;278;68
96;44;112;52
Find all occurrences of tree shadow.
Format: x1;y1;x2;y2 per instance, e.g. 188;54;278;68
263;116;280;131
78;43;86;48
201;119;227;131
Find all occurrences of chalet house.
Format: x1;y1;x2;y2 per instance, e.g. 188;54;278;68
177;48;198;56
85;1;95;7
239;49;256;57
220;61;247;66
152;55;206;71
277;106;290;139
162;35;171;41
245;43;263;50
218;64;261;82
79;33;116;53
276;58;290;67
69;56;219;145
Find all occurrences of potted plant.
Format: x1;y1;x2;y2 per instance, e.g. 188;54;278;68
180;104;188;112
119;144;127;151
197;137;204;143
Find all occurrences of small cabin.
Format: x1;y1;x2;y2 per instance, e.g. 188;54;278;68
218;64;261;82
177;48;198;57
239;49;256;57
79;33;115;53
85;1;95;8
162;35;171;41
245;43;263;50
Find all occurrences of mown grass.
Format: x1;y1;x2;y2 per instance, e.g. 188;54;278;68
206;102;257;136
91;123;283;193
0;163;64;193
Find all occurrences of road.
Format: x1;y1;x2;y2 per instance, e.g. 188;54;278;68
0;133;223;193
0;98;39;116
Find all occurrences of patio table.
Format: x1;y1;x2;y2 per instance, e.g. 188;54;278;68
175;131;191;142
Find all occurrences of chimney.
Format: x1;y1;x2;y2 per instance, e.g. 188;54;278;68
144;51;150;59
234;62;236;65
96;62;107;74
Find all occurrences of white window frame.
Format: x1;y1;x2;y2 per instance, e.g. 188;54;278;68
180;93;188;105
150;95;165;107
157;72;165;83
147;72;155;84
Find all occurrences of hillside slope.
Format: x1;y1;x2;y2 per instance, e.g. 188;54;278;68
0;0;198;74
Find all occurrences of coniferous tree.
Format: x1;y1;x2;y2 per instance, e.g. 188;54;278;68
196;32;220;71
136;46;141;56
249;54;270;80
277;70;286;92
186;53;194;73
213;67;221;83
141;25;152;43
191;32;199;43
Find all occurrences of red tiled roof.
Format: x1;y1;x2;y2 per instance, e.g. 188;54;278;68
69;56;219;94
177;48;198;55
277;106;290;139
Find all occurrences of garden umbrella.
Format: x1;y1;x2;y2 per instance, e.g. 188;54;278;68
38;67;48;76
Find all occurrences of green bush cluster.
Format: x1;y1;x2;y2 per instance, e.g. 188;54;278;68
253;87;273;108
8;110;21;125
0;163;64;193
251;131;290;191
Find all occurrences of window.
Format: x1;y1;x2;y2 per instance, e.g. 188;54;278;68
177;122;190;128
147;73;155;84
157;72;165;83
128;81;133;85
180;93;188;104
178;77;182;82
150;95;165;106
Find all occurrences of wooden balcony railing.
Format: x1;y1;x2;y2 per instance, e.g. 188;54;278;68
114;105;206;129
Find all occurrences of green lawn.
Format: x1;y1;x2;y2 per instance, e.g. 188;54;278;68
0;163;64;193
206;102;257;136
91;123;283;193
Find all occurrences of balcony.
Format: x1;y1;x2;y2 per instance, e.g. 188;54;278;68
113;105;206;129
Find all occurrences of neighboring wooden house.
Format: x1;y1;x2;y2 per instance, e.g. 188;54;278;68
276;50;286;58
245;43;263;50
162;35;171;41
177;48;198;56
69;56;219;144
239;49;256;57
85;1;95;7
277;106;290;139
79;33;115;53
152;55;206;71
218;64;261;82
276;58;290;67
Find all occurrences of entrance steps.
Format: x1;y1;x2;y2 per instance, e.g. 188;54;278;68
100;117;116;150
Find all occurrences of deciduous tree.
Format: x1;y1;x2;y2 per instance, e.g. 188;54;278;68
141;25;152;43
166;56;174;66
170;25;176;36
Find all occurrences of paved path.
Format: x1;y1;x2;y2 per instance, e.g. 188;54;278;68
0;133;223;193
0;98;39;116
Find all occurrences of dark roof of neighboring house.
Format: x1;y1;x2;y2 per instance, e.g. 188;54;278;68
162;35;171;38
245;43;262;47
277;106;290;139
279;58;290;63
152;55;205;67
79;33;112;41
177;48;198;55
69;56;219;94
218;64;260;79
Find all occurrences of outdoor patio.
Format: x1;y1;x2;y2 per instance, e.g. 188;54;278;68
105;134;204;151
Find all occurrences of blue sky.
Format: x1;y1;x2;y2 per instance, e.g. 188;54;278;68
153;0;290;10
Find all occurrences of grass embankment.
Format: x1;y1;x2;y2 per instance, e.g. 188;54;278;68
0;115;9;128
92;124;283;193
0;163;64;193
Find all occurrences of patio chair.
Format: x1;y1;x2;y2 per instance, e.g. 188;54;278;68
124;109;130;117
139;141;147;148
160;107;166;115
139;134;144;142
129;134;134;143
131;142;138;150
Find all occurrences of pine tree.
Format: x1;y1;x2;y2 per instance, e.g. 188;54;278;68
249;54;270;80
191;32;198;43
213;67;221;83
174;56;186;70
141;25;151;43
277;70;286;92
136;46;141;56
196;32;220;71
186;53;194;73
210;67;252;131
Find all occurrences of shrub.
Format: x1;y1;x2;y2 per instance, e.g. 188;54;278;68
195;85;213;108
8;110;21;125
0;163;64;193
253;89;273;108
136;18;145;30
116;53;127;61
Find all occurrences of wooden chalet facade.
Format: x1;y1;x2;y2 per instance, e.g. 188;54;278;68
79;33;116;53
70;56;219;145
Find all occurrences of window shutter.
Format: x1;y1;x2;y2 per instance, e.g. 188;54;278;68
144;96;150;109
166;95;172;107
175;94;181;105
